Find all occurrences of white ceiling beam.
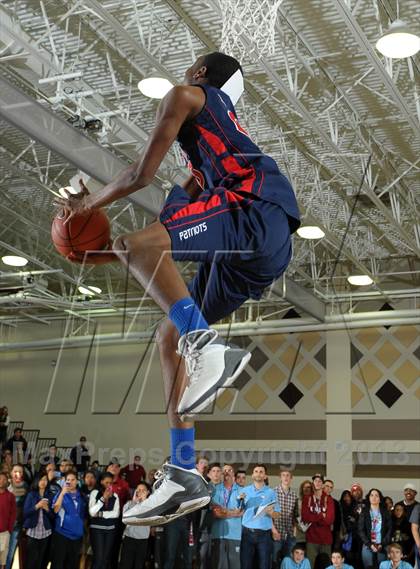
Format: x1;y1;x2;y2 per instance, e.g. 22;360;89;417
0;75;164;216
0;5;180;186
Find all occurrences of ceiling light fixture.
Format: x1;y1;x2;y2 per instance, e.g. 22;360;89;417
78;285;102;296
376;19;420;58
347;275;374;286
138;77;173;99
296;226;325;239
2;255;29;267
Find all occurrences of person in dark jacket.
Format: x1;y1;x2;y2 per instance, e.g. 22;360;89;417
23;474;54;569
390;504;415;562
50;470;87;569
0;407;10;449
38;445;61;469
69;436;91;474
339;491;357;565
81;470;97;498
358;489;392;569
88;472;120;569
350;484;366;569
4;429;28;464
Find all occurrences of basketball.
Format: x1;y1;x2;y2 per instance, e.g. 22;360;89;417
51;208;111;264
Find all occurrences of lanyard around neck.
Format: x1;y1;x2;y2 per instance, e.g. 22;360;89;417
223;485;234;507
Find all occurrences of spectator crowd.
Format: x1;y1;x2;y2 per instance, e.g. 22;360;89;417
0;424;419;569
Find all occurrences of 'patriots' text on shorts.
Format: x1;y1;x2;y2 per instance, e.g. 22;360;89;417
179;222;208;241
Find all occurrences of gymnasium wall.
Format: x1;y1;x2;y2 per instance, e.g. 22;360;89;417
0;318;419;496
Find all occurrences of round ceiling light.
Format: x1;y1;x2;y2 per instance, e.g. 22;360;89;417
2;255;29;267
347;275;374;286
376;20;420;58
137;77;173;99
296;226;325;239
78;285;102;296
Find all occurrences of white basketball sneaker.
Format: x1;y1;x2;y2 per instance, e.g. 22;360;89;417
177;329;251;416
122;463;210;526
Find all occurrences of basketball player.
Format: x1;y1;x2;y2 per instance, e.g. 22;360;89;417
56;52;300;525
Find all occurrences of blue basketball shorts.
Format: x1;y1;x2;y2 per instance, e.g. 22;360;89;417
159;185;292;325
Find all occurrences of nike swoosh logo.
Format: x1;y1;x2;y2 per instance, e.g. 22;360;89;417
183;304;194;309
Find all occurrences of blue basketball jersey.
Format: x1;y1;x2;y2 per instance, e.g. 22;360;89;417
177;84;300;231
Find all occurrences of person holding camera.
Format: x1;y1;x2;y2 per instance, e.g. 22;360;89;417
50;471;87;569
120;482;152;569
89;471;120;569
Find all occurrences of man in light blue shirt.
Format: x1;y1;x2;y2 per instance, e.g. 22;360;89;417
281;543;312;569
211;464;243;568
325;549;355;569
240;464;281;569
379;543;414;569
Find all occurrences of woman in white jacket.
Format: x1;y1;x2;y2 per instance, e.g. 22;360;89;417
120;482;152;569
89;472;120;569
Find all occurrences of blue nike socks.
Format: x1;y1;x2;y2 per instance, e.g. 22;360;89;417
168;299;205;469
170;427;195;469
169;297;209;337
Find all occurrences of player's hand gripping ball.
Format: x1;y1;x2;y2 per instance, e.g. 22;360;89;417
52;180;113;264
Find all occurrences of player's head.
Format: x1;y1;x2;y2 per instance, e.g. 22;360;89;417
331;549;346;567
291;544;306;563
387;544;403;563
184;52;243;88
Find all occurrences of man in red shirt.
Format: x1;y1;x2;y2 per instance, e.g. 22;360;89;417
302;473;335;569
0;472;16;569
120;456;146;491
106;462;131;507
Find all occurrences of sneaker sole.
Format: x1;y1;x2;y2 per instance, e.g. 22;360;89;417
178;349;251;416
123;495;210;526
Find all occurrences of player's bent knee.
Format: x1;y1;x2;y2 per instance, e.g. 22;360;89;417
156;319;178;349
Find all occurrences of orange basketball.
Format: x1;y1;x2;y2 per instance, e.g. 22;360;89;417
51;209;111;264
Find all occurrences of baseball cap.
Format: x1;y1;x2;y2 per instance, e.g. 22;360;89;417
404;482;417;492
312;473;324;483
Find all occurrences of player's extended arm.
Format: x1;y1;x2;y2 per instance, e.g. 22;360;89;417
55;86;204;218
88;85;203;207
55;85;205;218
